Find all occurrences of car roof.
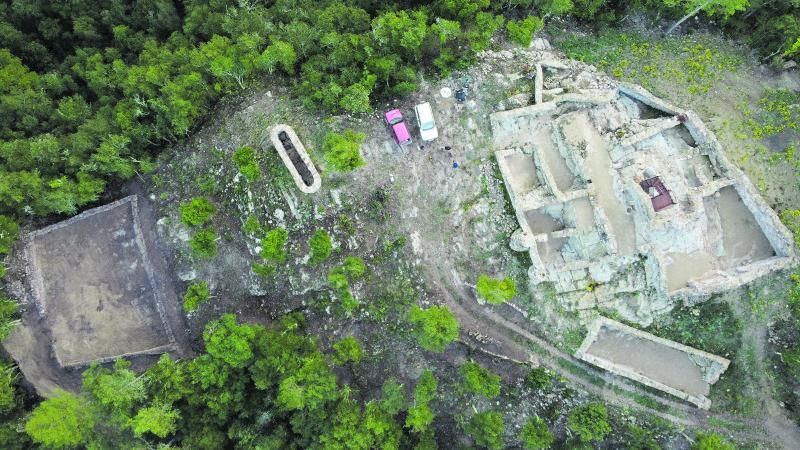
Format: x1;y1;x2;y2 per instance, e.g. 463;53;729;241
393;121;411;142
415;102;433;122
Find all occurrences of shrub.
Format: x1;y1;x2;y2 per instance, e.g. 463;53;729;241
190;229;217;258
476;274;516;304
327;267;349;291
323;130;365;172
0;293;19;341
343;256;366;280
465;411;505;450
340;289;359;313
525;367;552;390
252;262;275;277
308;229;332;265
408;305;459;353
520;416;554;450
333;336;363;365
692;432;735;450
0;215;19;254
243;215;262;236
232;146;261;181
180;197;216;227
506;16;544;47
567;402;611;443
459;361;501;399
414;369;438;404
183;281;210;312
261;228;288;263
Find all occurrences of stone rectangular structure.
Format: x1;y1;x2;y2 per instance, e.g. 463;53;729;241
575;317;730;409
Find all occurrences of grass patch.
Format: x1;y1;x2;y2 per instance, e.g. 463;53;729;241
550;28;743;96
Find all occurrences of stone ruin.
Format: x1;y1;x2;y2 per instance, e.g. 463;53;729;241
576;316;730;409
2;195;185;395
269;124;322;194
492;61;795;325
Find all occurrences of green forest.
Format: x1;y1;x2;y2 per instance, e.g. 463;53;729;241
0;0;799;448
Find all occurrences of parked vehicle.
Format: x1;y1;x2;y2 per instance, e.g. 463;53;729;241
414;102;438;141
384;109;412;145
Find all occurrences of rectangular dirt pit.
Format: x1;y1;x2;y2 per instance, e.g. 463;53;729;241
664;251;714;292
503;153;539;193
704;186;775;269
533;126;576;192
576;317;729;409
26;196;174;367
524;208;564;235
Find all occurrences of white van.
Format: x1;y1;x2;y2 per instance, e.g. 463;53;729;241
414;102;438;141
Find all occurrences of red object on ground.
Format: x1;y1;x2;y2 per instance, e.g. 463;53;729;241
640;176;674;212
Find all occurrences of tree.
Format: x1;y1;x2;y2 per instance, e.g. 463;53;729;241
333;335;363;365
505;16;544;47
520;416;554;450
261;40;297;74
276;353;338;411
82;359;146;416
203;313;257;368
190;228;218;258
405;403;434;433
380;378;407;415
130;403;180;438
309;229;332;265
180;197;216;227
0;216;19;254
183;281;210;312
409;305;459;352
459;361;501;399
262;228;289;263
339;81;374;114
232;146;261;181
692;432;735;450
25;390;95;449
0;293;19;341
476;274;516;304
567;402;611;443
0;362;17;414
465;411;505;450
664;0;750;34
371;10;429;62
323;130;366;172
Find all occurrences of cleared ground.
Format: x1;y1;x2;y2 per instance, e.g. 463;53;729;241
4;194;187;395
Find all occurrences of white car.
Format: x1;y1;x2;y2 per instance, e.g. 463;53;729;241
414;102;438;141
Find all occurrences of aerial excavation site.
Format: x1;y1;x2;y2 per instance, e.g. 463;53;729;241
0;2;799;449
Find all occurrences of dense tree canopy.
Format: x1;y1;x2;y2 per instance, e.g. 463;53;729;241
17;313;442;448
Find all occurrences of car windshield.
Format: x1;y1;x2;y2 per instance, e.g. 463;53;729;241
421;121;434;131
389;117;402;125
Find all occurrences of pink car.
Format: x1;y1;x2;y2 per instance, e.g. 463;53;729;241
384;109;412;145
